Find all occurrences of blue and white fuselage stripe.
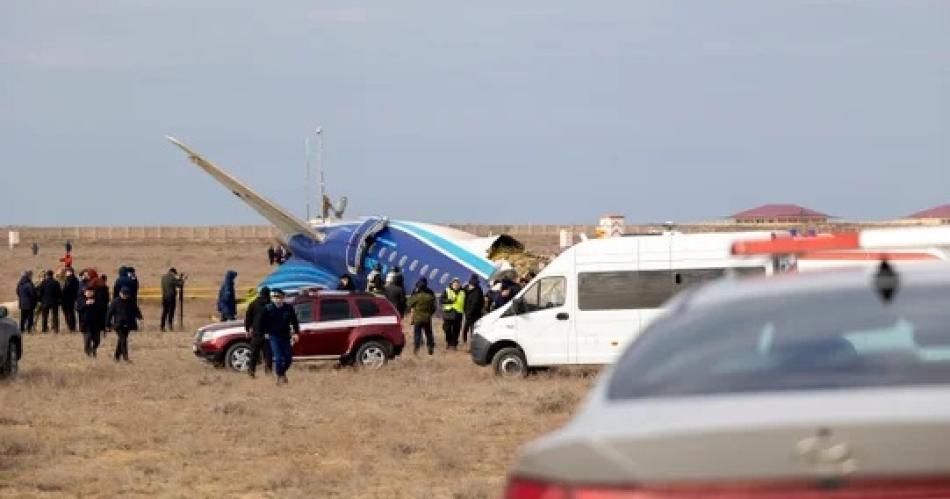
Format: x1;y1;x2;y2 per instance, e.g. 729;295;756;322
259;219;496;294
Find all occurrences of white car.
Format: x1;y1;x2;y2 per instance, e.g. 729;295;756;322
505;261;950;498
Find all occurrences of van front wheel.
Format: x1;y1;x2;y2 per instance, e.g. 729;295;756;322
492;347;528;378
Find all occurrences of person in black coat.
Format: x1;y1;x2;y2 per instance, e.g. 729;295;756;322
78;286;107;357
106;287;142;362
61;267;80;332
37;270;62;333
16;270;36;333
461;275;485;345
383;276;407;317
336;274;356;291
261;289;300;385
244;286;272;377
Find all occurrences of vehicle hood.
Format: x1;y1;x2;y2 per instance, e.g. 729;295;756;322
476;302;510;331
197;320;244;334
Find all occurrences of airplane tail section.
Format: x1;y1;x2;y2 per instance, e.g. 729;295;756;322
166;136;324;242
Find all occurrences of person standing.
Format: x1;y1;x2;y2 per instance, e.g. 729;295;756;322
366;263;384;294
113;267;133;305
30;242;38;256
78;285;107;357
106;287;142;362
267;245;277;266
461;275;485;346
336;274;356;291
38;270;62;333
61;267;79;332
383;274;407;317
16;270;36;333
216;270;238;321
261;289;299;385
160;268;184;331
406;278;436;355
127;267;140;304
244;286;272;378
440;278;465;350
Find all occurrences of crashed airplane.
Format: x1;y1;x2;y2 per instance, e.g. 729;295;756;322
167;137;522;293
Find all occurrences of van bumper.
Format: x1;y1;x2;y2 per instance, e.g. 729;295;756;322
470;334;491;366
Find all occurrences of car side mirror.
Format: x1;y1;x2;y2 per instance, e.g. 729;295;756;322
0;307;7;319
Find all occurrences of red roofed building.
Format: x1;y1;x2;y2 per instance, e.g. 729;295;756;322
732;204;830;224
907;204;950;224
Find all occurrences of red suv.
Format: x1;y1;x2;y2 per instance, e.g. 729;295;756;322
193;291;405;371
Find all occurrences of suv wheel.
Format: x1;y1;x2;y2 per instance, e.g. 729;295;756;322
225;342;252;372
492;347;527;378
354;341;389;370
1;341;18;380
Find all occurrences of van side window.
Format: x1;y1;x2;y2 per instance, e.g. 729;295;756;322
672;267;767;289
578;271;672;310
522;277;566;313
673;268;726;288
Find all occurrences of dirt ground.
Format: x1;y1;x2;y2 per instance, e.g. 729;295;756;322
0;241;597;498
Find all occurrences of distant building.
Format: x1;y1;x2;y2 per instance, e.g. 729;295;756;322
732;204;830;224
906;204;950;225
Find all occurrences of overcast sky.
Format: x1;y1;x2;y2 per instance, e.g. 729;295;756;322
2;1;947;225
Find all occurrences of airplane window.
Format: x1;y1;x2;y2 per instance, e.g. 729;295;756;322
429;268;440;280
378;247;387;258
409;260;419;272
399;256;408;267
440;273;450;285
420;264;430;276
389;251;398;263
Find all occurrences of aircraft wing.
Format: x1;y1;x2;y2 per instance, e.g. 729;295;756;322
166;137;324;242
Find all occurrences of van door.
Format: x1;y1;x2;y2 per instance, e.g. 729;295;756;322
508;276;570;366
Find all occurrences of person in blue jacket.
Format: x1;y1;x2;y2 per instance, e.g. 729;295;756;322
113;266;139;305
217;270;238;321
261;288;300;385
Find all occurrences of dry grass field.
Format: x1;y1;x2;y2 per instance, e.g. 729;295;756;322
0;241;597;498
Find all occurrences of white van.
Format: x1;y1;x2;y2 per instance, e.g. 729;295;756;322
470;231;775;376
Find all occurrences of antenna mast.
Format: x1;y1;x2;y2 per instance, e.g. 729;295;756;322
316;127;326;222
305;135;311;223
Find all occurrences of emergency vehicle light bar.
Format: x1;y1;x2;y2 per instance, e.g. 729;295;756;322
732;226;950;256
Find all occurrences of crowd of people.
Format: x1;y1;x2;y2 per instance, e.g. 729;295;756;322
13;243;187;361
335;266;531;356
13;242;536;383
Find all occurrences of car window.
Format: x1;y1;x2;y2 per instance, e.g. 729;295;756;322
318;299;351;322
521;277;566;313
294;302;314;322
356;299;381;318
608;284;950;399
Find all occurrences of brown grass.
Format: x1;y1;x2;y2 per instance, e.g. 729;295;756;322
0;241;597;498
